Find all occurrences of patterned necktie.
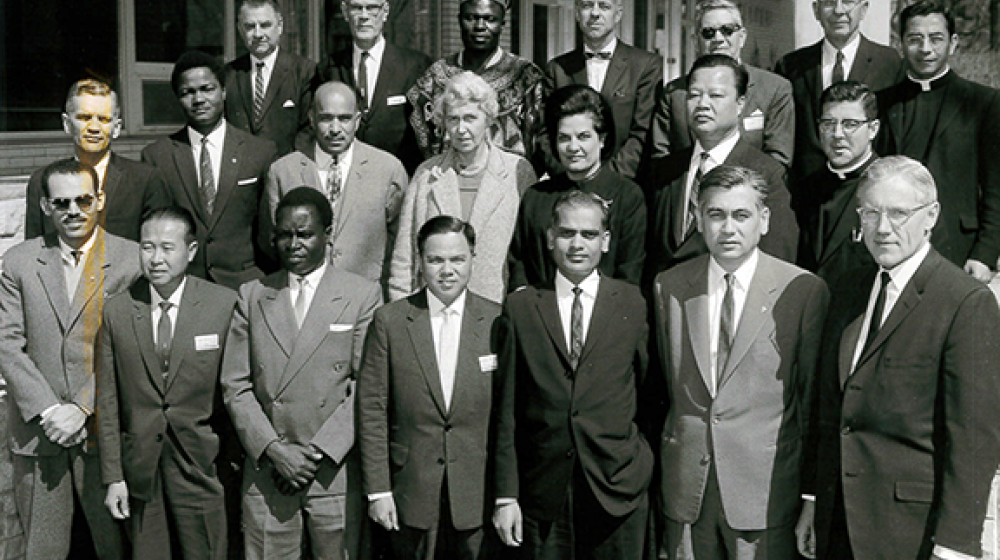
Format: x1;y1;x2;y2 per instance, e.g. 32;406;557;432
717;273;735;387
569;286;584;371
832;50;845;85
293;276;309;329
327;156;342;209
686;152;712;238
254;60;266;121
438;309;460;411
158;301;173;376
199;137;216;215
357;51;370;109
863;271;891;353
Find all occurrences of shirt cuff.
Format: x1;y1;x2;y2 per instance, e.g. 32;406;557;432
40;404;59;420
801;494;816;502
368;492;393;502
496;498;517;506
932;544;977;560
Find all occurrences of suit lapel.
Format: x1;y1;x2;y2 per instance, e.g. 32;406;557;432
466;154;511;236
258;52;289;123
128;280;166;396
839;316;863;388
170;132;208;224
164;278;202;393
368;45;397;118
450;296;486;418
683;265;713;394
848;39;874;83
854;265;924;370
601;48;628;98
804;43;824;107
210;126;241;230
103;155;122;200
406;292;450;418
68;230;108;329
576;278;613;368
567;49;588;86
718;258;776;390
534;288;572;366
930;76;963;142
260;275;297;374
334;145;367;240
36;240;71;332
237;59;255;128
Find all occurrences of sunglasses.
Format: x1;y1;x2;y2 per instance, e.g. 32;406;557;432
699;24;742;40
48;194;96;212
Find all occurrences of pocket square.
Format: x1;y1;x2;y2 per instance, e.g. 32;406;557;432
237;178;258;186
743;114;765;131
282;99;296;108
387;95;407;106
329;324;353;332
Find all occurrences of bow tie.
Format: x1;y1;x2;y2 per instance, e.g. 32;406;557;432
585;51;612;61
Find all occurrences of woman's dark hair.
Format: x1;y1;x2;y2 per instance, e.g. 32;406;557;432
544;84;617;163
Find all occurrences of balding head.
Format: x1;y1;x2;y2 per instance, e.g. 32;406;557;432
311;81;362;157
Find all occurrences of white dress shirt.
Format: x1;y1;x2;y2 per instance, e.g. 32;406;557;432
684;132;741;231
58;233;98;299
252;47;279;101
353;36;386;103
707;249;758;396
314;140;356;202
555;270;600;353
187;119;226;194
428;288;466;411
76;152;110;190
288;265;326;320
822;34;861;90
151;278;187;345
584;36;618;93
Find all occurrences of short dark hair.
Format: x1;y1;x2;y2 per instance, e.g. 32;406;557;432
545;85;617;162
417;215;476;256
819;80;878;122
550;190;611;231
688;54;749;97
274;187;334;230
900;1;955;36
239;0;282;17
40;159;99;198
460;0;508;17
142;206;198;244
697;165;768;209
171;51;225;95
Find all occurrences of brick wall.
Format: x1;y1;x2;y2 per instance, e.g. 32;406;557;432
0;137;158;178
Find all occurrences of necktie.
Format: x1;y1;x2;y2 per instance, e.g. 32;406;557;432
585;51;612;60
717;273;735;388
327;156;342;208
357;51;370;109
254;60;266;121
70;250;82;266
438;309;460;411
863;271;891;354
832;50;845;85
569;286;584;371
686;152;712;239
293;277;309;329
157;301;173;376
199;137;216;215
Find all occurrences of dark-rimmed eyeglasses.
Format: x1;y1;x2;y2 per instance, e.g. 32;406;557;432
818;118;871;134
817;0;864;9
346;2;384;16
857;202;933;228
699;24;743;40
48;194;96;212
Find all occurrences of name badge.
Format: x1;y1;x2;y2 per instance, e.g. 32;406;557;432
479;354;498;372
743;113;765;131
329;323;353;333
387;95;407;106
195;334;219;351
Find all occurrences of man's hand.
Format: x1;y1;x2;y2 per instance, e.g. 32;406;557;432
964;259;993;283
41;404;87;446
493;501;523;547
266;441;323;492
795;500;816;559
104;481;130;520
368;495;400;531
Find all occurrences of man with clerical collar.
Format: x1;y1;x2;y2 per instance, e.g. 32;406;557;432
876;0;1000;282
407;0;549;164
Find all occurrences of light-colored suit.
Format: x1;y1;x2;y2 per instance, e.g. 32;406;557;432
221;264;381;560
389;147;536;304
0;229;140;559
265;140;407;294
653;252;828;558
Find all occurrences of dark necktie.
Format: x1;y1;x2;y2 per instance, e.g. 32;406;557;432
199;137;216;215
863;271;891;353
70;250;82;266
357;51;370;109
254;60;266;121
585;51;612;60
717;273;735;383
158;301;173;376
569;286;584;371
832;50;845;85
685;152;711;239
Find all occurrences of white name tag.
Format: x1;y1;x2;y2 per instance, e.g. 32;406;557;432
237;178;258;186
479;354;498;372
282;99;296;108
743;114;765;131
195;334;219;351
387;95;407;106
329;323;353;333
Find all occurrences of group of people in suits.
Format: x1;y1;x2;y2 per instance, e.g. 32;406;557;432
5;0;1000;559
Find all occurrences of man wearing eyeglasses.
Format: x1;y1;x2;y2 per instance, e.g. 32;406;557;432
796;155;1000;560
0;159;141;559
875;1;1000;283
545;0;662;179
774;0;903;191
650;0;794;169
320;0;432;176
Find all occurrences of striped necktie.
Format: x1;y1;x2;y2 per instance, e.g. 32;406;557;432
254;60;266;121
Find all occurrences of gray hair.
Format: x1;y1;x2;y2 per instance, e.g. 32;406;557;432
859;156;938;205
65;79;120;118
432;71;499;128
695;0;743;27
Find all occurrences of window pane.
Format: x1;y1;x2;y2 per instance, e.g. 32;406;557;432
135;0;225;62
0;0;118;132
142;82;187;126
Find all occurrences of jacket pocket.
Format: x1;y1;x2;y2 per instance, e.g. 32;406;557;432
895;480;934;503
389;442;409;468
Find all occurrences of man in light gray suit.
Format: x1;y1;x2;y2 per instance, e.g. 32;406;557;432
265;80;407;295
222;187;382;560
0;159;140;559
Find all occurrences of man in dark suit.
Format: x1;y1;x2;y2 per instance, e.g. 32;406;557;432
796;156;1000;560
99;207;236;560
224;0;318;158
774;0;903;188
320;0;432;175
143;50;278;291
221;187;381;560
358;216;500;559
876;1;1000;282
493;190;653;559
0;159;139;559
653;165;828;560
546;0;662;179
645;55;797;280
24;79;169;242
650;0;794;169
796;81;878;286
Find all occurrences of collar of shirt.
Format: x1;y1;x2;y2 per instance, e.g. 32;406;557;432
315;141;355;181
151;276;187;312
908;67;952;92
288;264;327;294
689;132;741;195
707;248;758;383
458;47;505;71
353;35;385;68
76;152;111;189
187;118;227;150
58;231;99;267
708;248;758;300
555;269;600;301
427;288;467;319
822;34;861;82
584;36;618;59
828;151;874;180
252;47;279;77
555;269;600;351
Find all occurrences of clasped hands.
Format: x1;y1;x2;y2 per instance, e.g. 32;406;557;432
266;440;325;495
41;404;88;447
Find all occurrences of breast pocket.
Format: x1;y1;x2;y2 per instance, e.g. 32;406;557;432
878;355;939;415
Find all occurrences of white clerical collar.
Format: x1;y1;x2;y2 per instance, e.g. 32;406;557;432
828;151;874;180
908;67;951;92
458;47;505;70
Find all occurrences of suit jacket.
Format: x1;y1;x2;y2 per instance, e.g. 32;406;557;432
98;276;237;501
358;290;501;531
225;49;318;158
495;276;654;521
809;248;1000;559
142;124;277;290
0;230;141;457
774;36;904;186
644;138;798;280
320;42;432;175
265;140;407;294
877;72;1000;267
653;253;828;530
547;41;663;179
221;264;380;496
649;65;795;168
24;153;170;242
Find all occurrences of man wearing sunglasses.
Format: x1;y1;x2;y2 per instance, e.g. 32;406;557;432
797;155;1000;560
0;159;142;559
650;0;794;170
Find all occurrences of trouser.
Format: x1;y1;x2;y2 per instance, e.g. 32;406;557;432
391;475;484;560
